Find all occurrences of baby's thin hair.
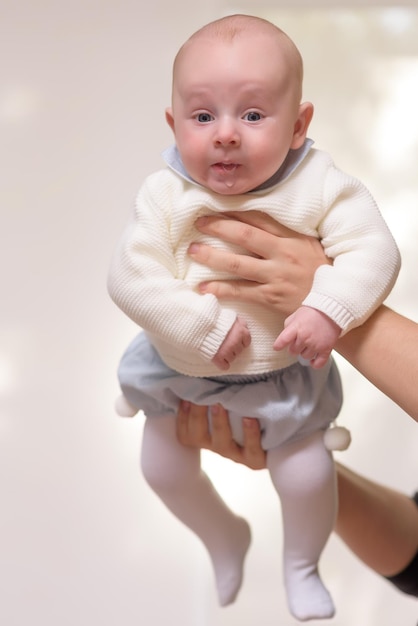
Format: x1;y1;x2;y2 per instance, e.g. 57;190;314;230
173;14;303;90
191;14;285;42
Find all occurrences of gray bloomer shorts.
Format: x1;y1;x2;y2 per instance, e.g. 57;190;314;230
117;331;343;451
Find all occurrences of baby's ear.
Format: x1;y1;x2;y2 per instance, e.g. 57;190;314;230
291;102;314;150
165;107;175;132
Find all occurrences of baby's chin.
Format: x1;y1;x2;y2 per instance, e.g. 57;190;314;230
209;186;251;195
194;166;260;195
202;177;257;196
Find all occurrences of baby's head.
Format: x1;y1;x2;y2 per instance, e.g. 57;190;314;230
166;15;313;195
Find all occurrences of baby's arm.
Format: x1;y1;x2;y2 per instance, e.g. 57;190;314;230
108;174;239;364
211;316;251;371
274;306;341;369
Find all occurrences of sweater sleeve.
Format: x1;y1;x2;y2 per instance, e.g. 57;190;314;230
107;176;237;360
302;165;401;333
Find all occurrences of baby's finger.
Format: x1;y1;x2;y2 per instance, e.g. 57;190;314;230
310;352;331;369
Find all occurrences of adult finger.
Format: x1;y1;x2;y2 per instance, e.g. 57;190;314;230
210;405;259;466
188;242;274;282
176;401;211;448
241;417;267;470
222;210;307;238
194;214;289;260
210;404;235;450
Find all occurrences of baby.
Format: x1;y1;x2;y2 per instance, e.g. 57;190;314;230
108;14;400;621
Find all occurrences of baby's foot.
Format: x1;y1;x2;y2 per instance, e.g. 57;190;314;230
285;568;335;621
212;517;251;607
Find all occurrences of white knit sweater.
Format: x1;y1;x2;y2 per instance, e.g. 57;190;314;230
108;148;401;376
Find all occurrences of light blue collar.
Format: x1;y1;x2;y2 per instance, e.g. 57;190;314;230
161;138;314;192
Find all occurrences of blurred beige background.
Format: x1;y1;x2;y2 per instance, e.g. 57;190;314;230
1;1;417;624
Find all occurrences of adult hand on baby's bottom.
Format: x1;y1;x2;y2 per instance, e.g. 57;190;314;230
176;401;267;470
211;315;251;370
274;306;341;369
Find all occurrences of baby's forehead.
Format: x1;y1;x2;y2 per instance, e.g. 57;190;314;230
175;30;295;75
180;27;285;56
172;32;301;97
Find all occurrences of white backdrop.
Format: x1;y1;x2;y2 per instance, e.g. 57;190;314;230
1;2;417;625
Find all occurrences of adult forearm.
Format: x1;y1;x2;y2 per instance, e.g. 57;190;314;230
335;463;418;576
336;305;418;421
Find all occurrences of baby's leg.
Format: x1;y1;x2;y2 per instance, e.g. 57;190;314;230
267;430;337;621
141;415;251;606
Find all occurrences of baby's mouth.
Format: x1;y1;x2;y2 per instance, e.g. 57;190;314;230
212;162;240;189
213;162;239;173
221;163;237;172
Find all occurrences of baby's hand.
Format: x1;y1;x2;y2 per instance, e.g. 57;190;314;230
211;316;251;371
273;306;341;369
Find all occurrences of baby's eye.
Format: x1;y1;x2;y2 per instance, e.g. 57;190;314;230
244;111;262;122
196;112;214;123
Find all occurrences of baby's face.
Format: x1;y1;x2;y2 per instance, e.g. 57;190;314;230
166;33;308;195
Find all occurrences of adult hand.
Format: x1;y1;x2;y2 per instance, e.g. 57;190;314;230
176;400;267;470
188;210;330;316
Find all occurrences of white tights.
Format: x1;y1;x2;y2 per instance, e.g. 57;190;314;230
267;429;337;620
141;415;336;620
